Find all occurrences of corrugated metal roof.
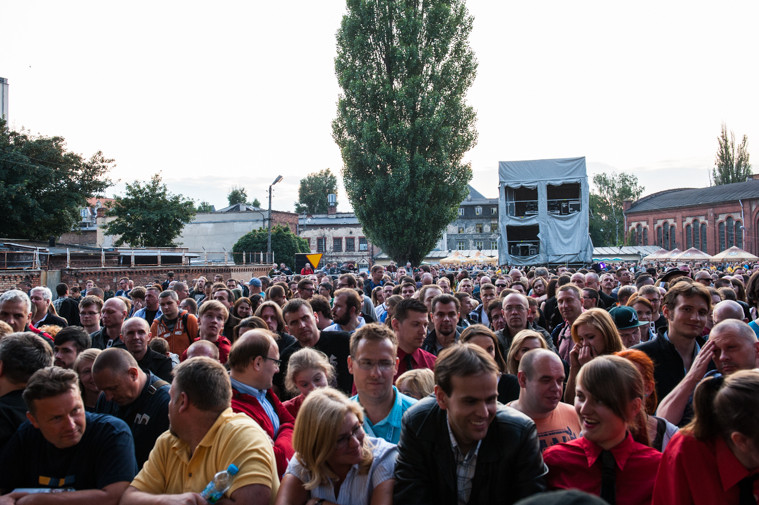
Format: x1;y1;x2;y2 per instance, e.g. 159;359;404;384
626;179;759;213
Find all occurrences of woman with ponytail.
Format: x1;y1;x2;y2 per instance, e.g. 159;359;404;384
544;355;662;505
652;369;759;505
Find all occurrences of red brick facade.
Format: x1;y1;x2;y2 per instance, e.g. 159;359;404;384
625;199;759;256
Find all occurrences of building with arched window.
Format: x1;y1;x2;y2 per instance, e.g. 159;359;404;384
623;176;759;256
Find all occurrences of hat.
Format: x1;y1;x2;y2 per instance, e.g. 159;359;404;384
658;267;689;285
248;278;262;287
609;306;649;330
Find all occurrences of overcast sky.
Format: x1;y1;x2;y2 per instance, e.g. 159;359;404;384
2;0;758;213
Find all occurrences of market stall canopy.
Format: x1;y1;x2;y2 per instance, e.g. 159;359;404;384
642;248;669;261
673;248;712;261
710;246;759;263
659;248;682;260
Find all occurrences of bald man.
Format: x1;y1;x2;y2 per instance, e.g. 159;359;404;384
711;299;749;326
93;348;170;466
657;319;759;426
91;297;129;350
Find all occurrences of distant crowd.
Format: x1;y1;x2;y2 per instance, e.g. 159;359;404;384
0;260;757;505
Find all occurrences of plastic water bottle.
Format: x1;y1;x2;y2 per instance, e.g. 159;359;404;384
200;463;239;503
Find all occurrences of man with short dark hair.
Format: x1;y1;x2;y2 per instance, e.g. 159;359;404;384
296;278;315;301
121;358;279;505
53;283;81;327
394;344;547;504
422;294;461;355
551;284;584;362
212;288;239;341
78;295;103;335
0;333;53;448
229;330;294;478
93;348;170;466
53;326;91;369
349;323;416;444
280;299;352;396
170;281;189;302
0;366;137;501
150;290;198;357
307;295;333;330
392;298;437;379
325;288;364;333
634;282;712;401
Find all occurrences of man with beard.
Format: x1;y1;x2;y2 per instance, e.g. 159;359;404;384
120;358;278;505
53;326;91;369
324;288;364;333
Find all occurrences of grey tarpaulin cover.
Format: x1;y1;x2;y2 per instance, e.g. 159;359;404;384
498;157;593;266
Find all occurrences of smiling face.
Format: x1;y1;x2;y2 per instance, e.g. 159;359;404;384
435;372;498;454
575;382;628;450
557;289;583;323
664;295;708;341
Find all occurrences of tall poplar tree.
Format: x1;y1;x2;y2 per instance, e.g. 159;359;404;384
333;0;477;265
712;123;752;185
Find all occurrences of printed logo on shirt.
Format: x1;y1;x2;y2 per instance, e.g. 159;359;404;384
38;474;75;488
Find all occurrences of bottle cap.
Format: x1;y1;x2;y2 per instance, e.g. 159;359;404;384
227;464;239;476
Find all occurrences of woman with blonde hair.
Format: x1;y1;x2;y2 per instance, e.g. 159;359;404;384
282;348;337;418
275;388;397;505
505;329;548;375
564;308;624;403
395;369;434;401
544;355;661;505
74;348;102;411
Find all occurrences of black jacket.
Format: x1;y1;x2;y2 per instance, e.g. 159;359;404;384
393;396;547;505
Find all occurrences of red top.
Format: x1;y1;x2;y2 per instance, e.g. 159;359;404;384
653;431;759;505
180;335;232;364
394;347;437;381
282;393;305;419
544;432;662;505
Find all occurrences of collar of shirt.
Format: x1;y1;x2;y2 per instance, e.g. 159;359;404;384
577;431;638;470
230;377;267;401
716;436;759;491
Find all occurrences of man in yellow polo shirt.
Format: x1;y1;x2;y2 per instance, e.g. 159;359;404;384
121;357;279;505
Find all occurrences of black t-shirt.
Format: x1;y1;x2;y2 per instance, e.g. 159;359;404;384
95;373;170;467
137;349;174;383
0;390;27;450
0;412;137;491
278;330;353;399
144;309;158;327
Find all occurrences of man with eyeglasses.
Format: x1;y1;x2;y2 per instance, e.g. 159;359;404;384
229;329;294;478
494;277;509;296
296;279;315;300
348;323;416;444
496;293;556;360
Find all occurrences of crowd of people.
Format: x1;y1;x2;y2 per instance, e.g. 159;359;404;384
0;260;757;504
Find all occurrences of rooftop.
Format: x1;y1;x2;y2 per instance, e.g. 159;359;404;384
626;178;759;213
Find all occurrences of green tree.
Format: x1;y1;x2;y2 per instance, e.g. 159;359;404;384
251;198;261;208
711;123;752;185
0;120;112;240
227;186;248;206
295;169;338;214
333;0;477;265
590;172;645;246
105;174;196;247
232;225;309;266
196;201;215;213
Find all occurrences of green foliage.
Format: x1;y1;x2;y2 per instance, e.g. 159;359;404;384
0;119;112;240
590;172;644;246
712;123;751;185
228;186;249;206
333;0;477;265
295;169;338;214
251;198;261;208
105;174;196;247
196;201;215;213
232;225;309;266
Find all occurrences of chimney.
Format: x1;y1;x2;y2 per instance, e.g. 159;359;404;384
328;194;337;215
623;200;633;212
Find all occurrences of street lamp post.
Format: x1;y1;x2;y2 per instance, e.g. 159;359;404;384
268;175;283;263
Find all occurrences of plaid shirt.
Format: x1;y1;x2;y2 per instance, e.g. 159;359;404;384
447;415;481;505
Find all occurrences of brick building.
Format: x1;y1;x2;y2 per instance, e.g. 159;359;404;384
623;176;759;256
